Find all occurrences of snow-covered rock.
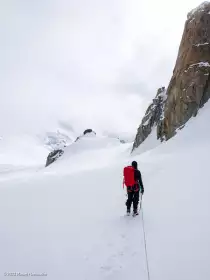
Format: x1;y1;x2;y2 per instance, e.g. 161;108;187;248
132;87;166;151
44;130;72;151
45;149;64;167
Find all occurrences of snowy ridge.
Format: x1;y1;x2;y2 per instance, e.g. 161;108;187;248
45;133;130;174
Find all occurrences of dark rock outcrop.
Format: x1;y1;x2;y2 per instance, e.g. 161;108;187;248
133;2;210;151
45;149;64;167
132;87;166;151
83;129;96;135
75;129;96;142
159;2;210;140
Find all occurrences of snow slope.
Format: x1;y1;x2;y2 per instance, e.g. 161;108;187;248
0;137;148;280
1;102;210;279
132;101;210;280
0;134;48;166
0;134;48;182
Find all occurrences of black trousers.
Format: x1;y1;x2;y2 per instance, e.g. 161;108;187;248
126;190;140;212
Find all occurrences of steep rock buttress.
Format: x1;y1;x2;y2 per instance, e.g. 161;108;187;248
160;1;210;140
132;87;166;151
133;2;210;151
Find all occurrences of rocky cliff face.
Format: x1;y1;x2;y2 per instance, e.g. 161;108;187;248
132;87;166;151
160;1;210;140
133;2;210;151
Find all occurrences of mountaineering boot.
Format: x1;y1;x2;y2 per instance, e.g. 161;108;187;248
133;210;139;217
126;209;131;216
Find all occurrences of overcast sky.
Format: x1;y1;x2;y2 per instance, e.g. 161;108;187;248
0;0;204;137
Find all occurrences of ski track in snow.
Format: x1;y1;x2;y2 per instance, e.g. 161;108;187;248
0;166;147;280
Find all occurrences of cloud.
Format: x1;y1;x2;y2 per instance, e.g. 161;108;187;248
0;0;203;137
